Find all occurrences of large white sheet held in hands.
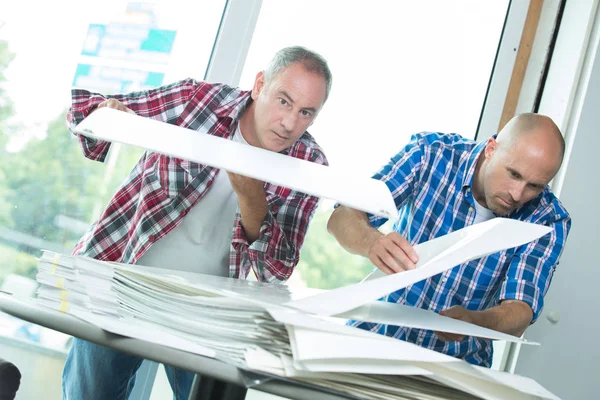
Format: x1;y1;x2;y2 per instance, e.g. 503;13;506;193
286;218;551;316
74;107;398;219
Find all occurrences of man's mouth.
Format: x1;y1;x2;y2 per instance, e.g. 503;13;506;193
272;131;288;140
498;197;516;208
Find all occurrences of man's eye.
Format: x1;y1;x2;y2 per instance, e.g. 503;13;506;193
279;98;288;106
301;110;312;117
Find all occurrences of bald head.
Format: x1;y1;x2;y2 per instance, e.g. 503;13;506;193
474;113;564;215
496;113;565;168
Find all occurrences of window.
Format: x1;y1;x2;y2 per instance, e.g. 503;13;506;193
0;1;225;397
238;0;510;290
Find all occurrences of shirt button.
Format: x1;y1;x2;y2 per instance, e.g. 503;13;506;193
441;277;447;283
469;207;474;213
149;235;156;242
417;337;424;344
180;209;187;217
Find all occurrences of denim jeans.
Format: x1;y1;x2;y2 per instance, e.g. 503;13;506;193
62;338;195;400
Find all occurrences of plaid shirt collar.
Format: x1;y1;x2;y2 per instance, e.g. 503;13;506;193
460;137;487;193
214;90;252;123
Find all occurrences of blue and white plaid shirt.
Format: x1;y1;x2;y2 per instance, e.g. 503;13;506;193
350;132;571;367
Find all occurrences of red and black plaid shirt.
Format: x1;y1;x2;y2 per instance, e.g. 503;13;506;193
67;79;328;283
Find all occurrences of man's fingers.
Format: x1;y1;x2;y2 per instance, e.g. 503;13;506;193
372;256;396;275
435;331;465;342
378;251;407;273
96;99;135;114
383;241;416;270
367;233;419;274
389;233;418;264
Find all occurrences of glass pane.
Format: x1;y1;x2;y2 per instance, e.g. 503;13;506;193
0;1;225;397
239;0;509;290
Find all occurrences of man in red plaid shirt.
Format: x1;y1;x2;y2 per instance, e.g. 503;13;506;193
62;46;331;399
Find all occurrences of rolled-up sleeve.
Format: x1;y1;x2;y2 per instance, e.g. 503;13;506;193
367;134;424;228
232;192;320;283
499;214;571;322
231;143;328;283
66;78;205;162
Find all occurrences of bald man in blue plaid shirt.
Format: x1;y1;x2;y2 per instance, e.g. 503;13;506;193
328;113;571;367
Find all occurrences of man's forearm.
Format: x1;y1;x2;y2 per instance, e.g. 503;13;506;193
474;300;533;337
238;193;268;243
327;206;382;258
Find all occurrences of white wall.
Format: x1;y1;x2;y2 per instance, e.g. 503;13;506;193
513;5;600;399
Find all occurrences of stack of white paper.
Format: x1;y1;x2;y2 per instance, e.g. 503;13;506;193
36;251;117;316
34;218;558;399
113;268;291;365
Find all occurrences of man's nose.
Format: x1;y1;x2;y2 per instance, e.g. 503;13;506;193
281;111;298;133
509;182;526;203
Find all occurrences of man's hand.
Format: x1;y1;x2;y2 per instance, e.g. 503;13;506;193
94;99;136;115
366;231;418;274
326;206;417;274
226;171;265;200
435;305;478;342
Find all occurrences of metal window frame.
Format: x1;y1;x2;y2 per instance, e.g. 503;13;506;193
476;0;532;140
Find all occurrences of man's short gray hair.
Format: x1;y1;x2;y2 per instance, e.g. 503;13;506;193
264;46;332;102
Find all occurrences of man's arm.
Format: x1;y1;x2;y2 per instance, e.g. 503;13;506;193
327;206;418;274
436;300;533;341
227;172;268;243
327;134;427;274
437;210;571;342
230;143;328;283
66;78;205;162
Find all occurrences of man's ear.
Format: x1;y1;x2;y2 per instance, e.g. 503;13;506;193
251;71;266;100
484;137;498;160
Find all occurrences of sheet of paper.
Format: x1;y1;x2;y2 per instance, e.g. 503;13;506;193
115;264;316;304
287;324;456;364
434;362;561;400
74;107;398;219
278;355;432;378
286;218;551;316
419;362;558;400
336;301;538;344
266;307;459;366
279;357;466;400
292;358;434;376
69;308;217;359
293;378;474;400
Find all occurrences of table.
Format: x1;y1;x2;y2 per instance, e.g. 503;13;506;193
0;294;356;400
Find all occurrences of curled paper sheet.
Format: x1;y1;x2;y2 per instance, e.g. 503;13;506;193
286;218;552;316
74;108;398;219
336;301;538;345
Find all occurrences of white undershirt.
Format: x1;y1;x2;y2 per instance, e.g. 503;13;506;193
472;198;495;225
136;125;247;275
